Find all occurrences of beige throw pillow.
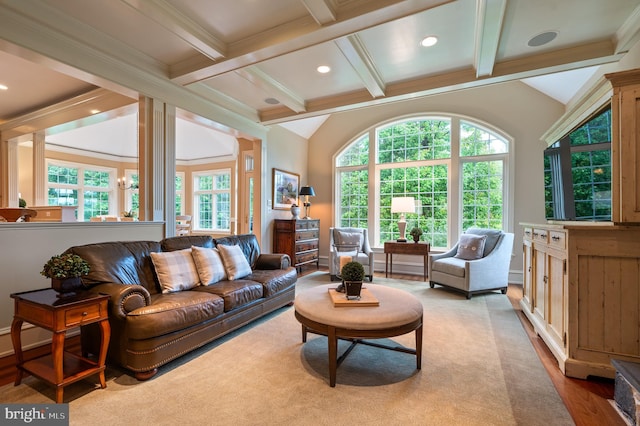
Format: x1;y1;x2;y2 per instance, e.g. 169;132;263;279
454;234;487;260
150;248;200;293
191;246;227;285
217;244;252;280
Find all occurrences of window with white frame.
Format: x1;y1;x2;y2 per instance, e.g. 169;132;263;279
193;169;231;231
47;161;117;221
175;172;185;215
335;115;511;249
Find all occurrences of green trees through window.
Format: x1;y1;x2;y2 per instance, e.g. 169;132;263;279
336;116;510;248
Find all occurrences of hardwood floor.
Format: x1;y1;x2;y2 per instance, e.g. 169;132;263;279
0;267;626;425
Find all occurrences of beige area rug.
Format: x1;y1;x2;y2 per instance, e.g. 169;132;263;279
1;272;574;425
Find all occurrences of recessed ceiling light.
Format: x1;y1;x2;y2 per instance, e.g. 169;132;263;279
317;65;331;74
0;84;8;90
90;109;101;114
528;31;558;47
264;97;280;105
420;36;438;47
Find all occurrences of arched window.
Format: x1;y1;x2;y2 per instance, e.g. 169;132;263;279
335;115;512;249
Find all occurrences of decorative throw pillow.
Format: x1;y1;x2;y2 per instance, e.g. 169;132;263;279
191;246;227;285
454;234;487;260
335;231;363;250
217;244;252;280
150;248;200;293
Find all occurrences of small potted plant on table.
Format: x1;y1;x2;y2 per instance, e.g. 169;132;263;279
41;253;90;297
340;261;365;300
409;227;423;243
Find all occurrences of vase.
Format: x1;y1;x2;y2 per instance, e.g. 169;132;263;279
412;235;420;243
51;277;84;297
344;281;363;300
290;205;300;219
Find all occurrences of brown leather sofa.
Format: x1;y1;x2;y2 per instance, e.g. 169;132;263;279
65;234;296;380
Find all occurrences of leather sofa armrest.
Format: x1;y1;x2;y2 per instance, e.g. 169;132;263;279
87;283;151;319
255;253;291;270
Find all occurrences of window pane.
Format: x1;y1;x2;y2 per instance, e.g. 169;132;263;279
215;193;230;229
83;190;110;220
337;135;369;167
377;118;451;164
460;122;507;156
461;160;503;230
379;164;449;246
216;173;230;190
570;107;611;146
198;176;213;190
338;169;368;228
84;170;110;187
47;188;78;207
198;194;213;229
48;165;78;185
571;149;611;220
175;175;183;191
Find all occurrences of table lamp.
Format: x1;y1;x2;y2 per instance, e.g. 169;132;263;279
299;186;315;219
391;197;415;242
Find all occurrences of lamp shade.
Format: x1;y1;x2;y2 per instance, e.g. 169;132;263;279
391;197;415;214
299;186;315;196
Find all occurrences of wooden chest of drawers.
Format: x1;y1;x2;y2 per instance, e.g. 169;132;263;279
273;219;320;271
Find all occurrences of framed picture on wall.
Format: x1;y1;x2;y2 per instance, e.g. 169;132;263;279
272;168;300;210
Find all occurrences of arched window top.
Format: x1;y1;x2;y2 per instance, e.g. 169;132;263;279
460;120;508;157
376;117;451;164
337;134;369;167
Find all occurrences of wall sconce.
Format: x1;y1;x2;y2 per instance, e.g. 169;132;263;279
299;186;316;219
118;176;138;190
391;197;415;242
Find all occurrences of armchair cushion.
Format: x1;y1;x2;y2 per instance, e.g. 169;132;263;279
455;234;487;260
334;230;363;250
464;227;502;255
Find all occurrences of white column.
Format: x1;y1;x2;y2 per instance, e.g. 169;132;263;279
33;131;46;206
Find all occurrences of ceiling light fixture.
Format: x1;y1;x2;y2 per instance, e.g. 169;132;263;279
528;31;558;47
317;65;331;74
90;109;101;114
0;84;8;90
420;36;438;47
264;97;280;105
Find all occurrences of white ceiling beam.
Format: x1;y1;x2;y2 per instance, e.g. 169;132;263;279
300;0;336;25
235;67;307;113
170;0;454;85
335;35;386;98
120;0;226;60
474;0;507;78
614;4;640;54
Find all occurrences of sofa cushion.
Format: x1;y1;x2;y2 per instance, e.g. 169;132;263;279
127;291;225;339
246;268;298;297
194;280;264;311
431;257;467;278
217;244;252;280
161;235;213;252
150;248;200;293
191;246;227;285
455;234;487;260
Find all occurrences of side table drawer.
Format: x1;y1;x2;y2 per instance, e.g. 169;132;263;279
296;230;319;240
65;304;103;327
296;251;319;264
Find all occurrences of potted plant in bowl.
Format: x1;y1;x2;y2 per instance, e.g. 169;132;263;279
41;253;90;297
409;227;423;243
340;261;365;300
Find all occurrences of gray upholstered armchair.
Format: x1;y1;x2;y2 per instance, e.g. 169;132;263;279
329;227;374;282
428;227;514;299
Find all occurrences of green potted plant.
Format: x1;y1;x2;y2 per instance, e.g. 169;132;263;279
41;253;90;297
340;261;365;299
409;227;423;243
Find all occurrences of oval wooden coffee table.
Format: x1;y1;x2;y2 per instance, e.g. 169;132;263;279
294;283;423;387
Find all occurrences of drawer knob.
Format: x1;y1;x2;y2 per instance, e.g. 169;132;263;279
82;311;88;316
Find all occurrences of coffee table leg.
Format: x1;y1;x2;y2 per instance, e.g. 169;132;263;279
416;323;423;370
301;324;307;343
328;326;337;387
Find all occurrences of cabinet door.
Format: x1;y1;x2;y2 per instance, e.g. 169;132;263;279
546;251;567;351
522;239;534;312
533;245;547;322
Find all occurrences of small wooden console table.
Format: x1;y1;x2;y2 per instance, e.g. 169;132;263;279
10;288;110;403
384;241;430;281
